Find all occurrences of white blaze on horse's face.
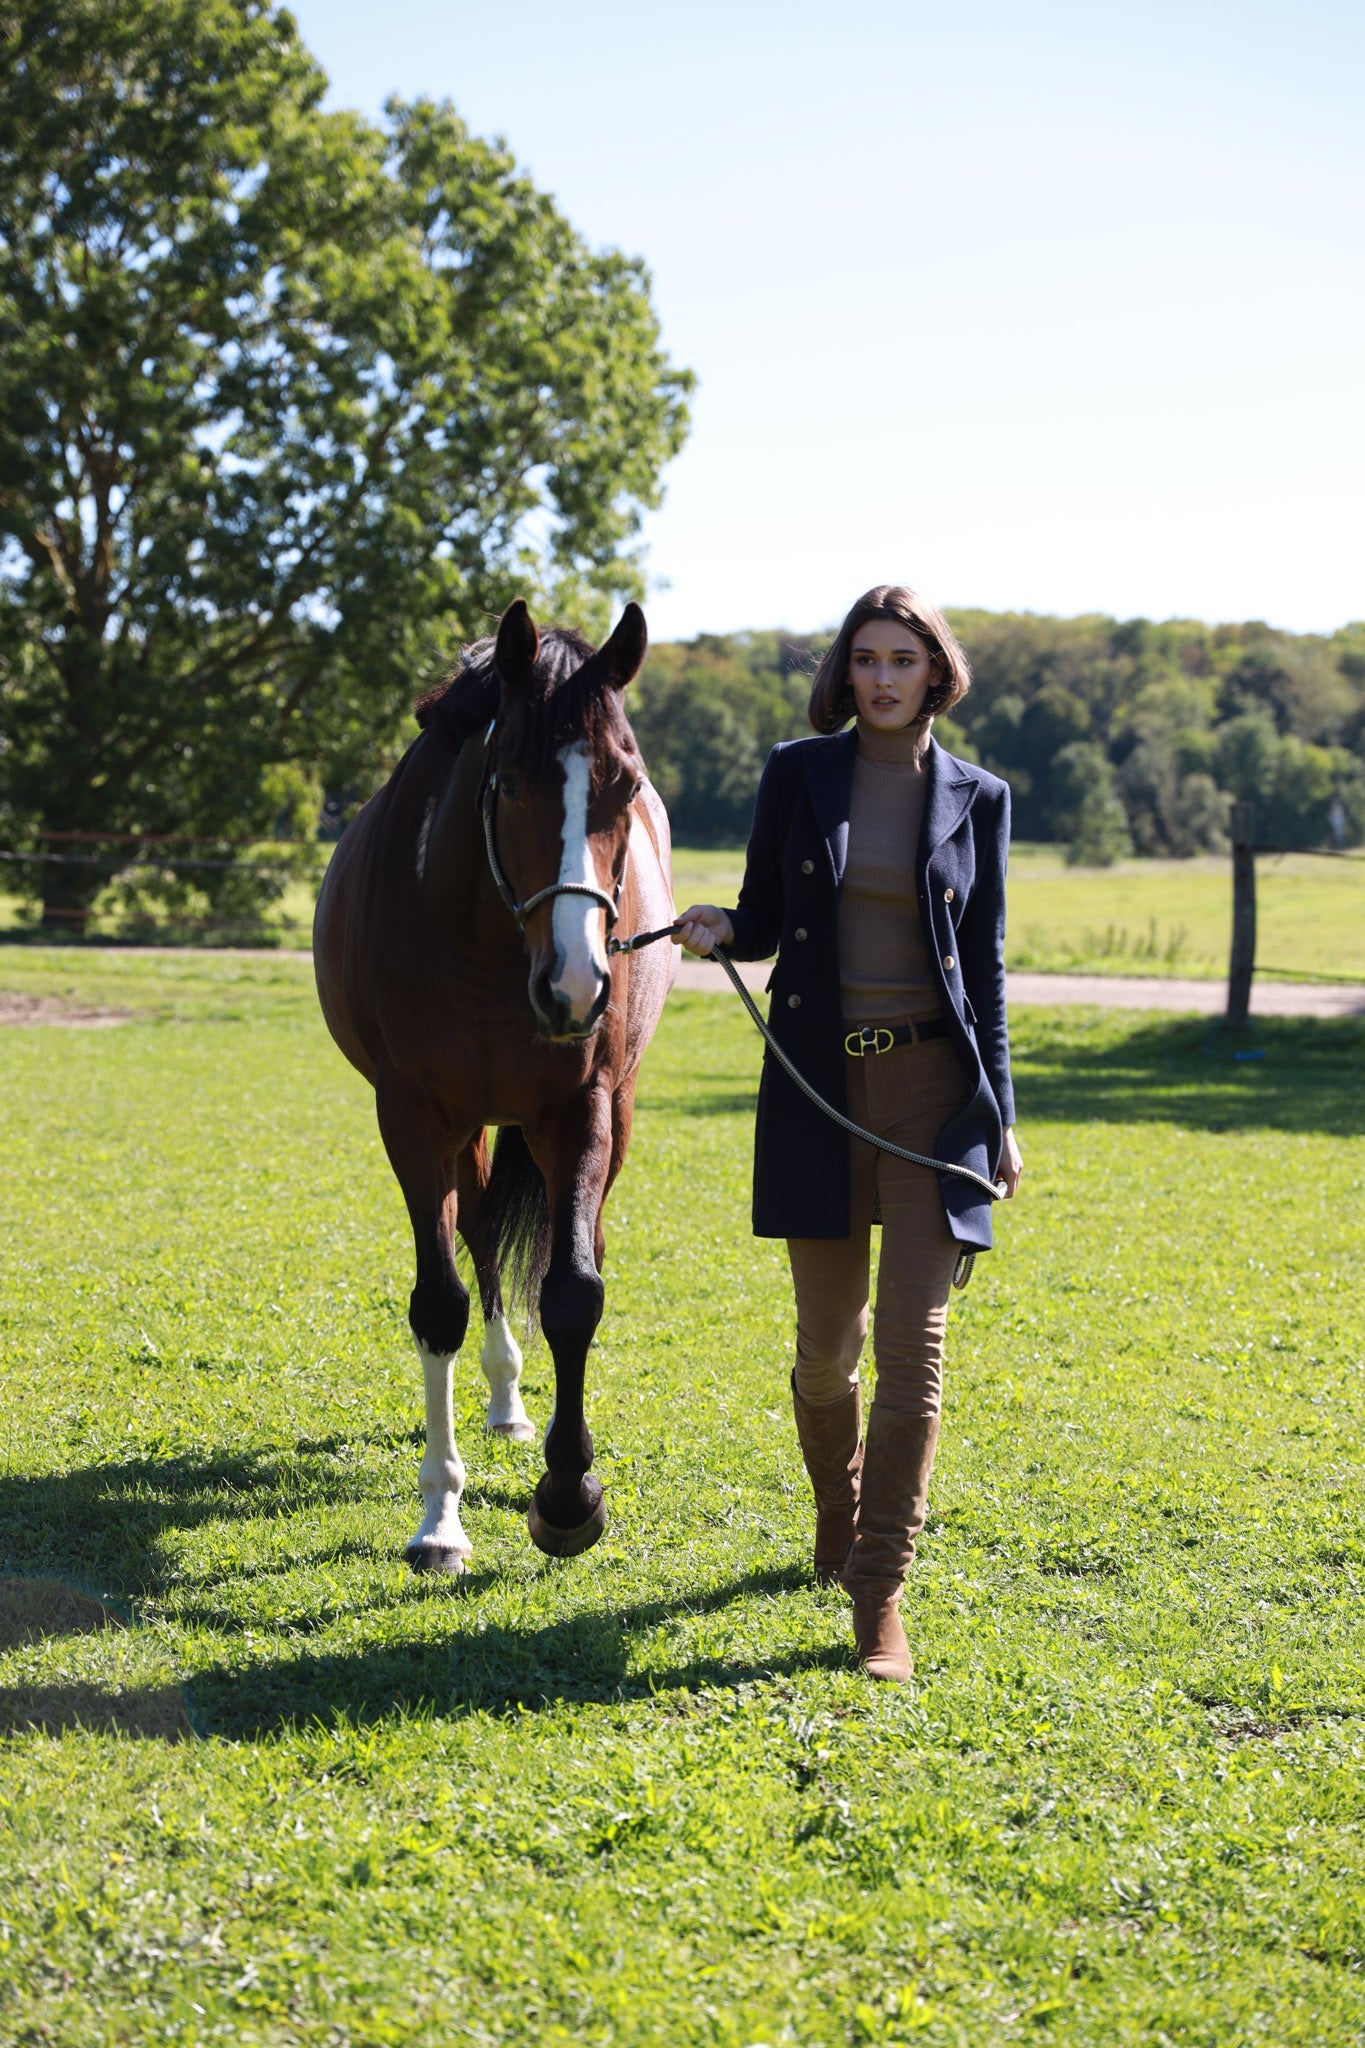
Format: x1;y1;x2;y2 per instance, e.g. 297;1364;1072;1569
548;740;610;1025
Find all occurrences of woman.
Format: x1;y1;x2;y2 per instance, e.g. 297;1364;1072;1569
676;585;1023;1683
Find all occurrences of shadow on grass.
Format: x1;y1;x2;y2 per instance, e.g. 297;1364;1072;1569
0;1681;192;1740
186;1564;840;1736
642;1090;758;1119
1013;1014;1365;1137
0;1446;836;1729
0;1437;414;1602
0;1436;566;1617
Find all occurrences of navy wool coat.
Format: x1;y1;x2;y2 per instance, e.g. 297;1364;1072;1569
726;731;1015;1251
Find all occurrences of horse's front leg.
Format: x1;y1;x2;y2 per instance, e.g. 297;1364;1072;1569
525;1084;614;1558
377;1075;475;1575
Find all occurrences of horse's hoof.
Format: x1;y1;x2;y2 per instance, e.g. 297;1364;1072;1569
404;1540;470;1577
487;1417;536;1443
527;1475;606;1558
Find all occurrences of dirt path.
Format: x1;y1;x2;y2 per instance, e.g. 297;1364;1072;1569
1005;970;1364;1018
0;992;132;1027
3;946;1360;1020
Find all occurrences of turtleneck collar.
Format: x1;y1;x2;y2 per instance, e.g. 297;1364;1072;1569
854;717;931;767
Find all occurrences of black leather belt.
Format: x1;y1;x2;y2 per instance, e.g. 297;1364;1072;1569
844;1019;947;1056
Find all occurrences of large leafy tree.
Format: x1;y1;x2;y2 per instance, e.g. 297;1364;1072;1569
0;0;691;928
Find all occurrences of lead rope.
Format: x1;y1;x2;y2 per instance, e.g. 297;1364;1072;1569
607;920;1006;1286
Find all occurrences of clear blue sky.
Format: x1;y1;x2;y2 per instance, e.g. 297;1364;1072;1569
290;0;1363;640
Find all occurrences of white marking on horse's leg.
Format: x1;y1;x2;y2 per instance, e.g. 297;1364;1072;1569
415;795;435;881
549;740;608;1020
481;1313;534;1440
406;1338;471;1573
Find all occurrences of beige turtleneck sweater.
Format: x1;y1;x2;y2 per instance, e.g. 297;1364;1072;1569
838;719;940;1024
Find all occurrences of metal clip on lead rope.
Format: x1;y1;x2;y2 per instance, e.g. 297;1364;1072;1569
606;922;683;956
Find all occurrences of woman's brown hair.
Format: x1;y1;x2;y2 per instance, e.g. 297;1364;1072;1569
807;585;972;735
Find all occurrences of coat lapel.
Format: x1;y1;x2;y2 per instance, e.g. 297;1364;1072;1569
918;737;977;882
803;729;856;887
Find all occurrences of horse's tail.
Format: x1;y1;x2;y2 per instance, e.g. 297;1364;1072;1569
477;1125;551;1324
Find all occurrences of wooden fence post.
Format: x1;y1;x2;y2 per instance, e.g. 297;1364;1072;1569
1225;802;1256;1031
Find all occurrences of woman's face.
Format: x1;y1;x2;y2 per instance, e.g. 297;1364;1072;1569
848;619;935;730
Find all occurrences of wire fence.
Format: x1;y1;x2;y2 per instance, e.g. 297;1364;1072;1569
0;829;318;943
3;829;1362;965
0;849;300;873
1258;845;1365;862
1250;845;1365;985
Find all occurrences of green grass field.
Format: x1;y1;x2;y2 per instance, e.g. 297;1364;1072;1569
6;842;1364;984
1;951;1363;2043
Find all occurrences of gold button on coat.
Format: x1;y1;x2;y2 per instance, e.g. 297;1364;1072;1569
794;927;808;941
787;993;801;1009
943;954;955;971
801;859;815;874
944;887;954;902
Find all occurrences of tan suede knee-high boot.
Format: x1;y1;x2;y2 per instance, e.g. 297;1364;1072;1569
790;1376;863;1585
841;1407;939;1681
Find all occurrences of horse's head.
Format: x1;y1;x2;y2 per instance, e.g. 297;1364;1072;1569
487;598;648;1040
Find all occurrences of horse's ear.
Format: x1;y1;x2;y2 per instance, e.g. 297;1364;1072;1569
598;602;648;691
495;598;540;689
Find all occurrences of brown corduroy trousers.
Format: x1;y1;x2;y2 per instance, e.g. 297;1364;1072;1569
787;1032;972;1421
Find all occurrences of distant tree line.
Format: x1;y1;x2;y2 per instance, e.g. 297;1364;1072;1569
633;614;1365;860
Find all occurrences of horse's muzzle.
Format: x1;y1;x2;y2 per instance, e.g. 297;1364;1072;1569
530;963;611;1041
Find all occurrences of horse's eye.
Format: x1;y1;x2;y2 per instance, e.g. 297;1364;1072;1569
500;773;520;802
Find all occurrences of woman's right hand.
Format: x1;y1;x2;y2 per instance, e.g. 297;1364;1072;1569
674;903;735;957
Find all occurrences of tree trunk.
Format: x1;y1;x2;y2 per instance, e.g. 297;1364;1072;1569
39;855;97;937
1224;803;1256;1032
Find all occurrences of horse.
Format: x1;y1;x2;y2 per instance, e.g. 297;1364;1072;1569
313;599;675;1567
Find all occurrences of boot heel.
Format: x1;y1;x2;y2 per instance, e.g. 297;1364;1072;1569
848;1585;913;1682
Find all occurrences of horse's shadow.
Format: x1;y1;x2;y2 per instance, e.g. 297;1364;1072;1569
0;1436;404;1604
0;1442;840;1733
186;1562;841;1737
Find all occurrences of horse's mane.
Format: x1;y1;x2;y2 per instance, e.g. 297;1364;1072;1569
413;638;501;746
414;627;636;777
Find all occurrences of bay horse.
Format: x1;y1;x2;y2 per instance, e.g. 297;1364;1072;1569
313;599;675;1568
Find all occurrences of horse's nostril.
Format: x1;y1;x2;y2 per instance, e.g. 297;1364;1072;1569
529;968;560;1028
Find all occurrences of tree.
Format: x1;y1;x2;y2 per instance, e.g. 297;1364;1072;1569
0;0;691;929
628;632;813;841
946;608;1365;857
1118;730;1229;856
1051;741;1132;867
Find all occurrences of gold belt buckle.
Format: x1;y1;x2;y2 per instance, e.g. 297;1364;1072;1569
845;1026;894;1057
